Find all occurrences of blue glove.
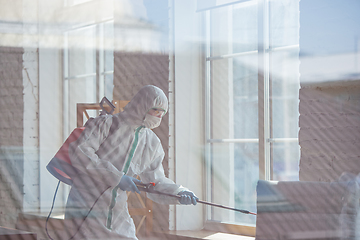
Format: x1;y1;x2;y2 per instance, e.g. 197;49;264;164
178;191;198;205
118;175;141;194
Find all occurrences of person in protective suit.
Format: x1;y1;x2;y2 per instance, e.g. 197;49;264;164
63;85;198;240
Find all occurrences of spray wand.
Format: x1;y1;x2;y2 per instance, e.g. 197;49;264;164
136;182;257;216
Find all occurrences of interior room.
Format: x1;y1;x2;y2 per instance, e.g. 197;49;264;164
0;0;359;239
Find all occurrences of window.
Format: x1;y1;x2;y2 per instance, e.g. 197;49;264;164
63;21;114;135
204;0;300;227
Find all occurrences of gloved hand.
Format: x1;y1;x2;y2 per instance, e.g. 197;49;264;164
177;191;198;205
118;175;141;194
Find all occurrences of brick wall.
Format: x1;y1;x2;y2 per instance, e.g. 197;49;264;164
0;47;25;227
299;83;360;181
299;0;360;182
113;52;170;171
113;51;170;234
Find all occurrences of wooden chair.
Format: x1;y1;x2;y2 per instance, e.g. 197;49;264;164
76;99;129;127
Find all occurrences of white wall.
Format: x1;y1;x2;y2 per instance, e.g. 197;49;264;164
172;0;205;231
38;48;65;212
23;47;40;212
22;0;40;212
19;0;67;214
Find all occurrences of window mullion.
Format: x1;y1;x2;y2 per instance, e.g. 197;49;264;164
63;32;69;139
258;0;271;180
204;10;212;222
98;23;105;102
96;24;100;103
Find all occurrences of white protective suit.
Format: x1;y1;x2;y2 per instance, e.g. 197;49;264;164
63;85;188;240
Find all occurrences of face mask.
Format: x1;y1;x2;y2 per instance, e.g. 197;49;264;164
143;113;162;129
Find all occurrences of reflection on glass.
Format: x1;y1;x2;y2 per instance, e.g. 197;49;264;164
211;142;258;226
105;74;114;101
207;0;300;227
68;26;96;77
211;1;258;57
270;39;300;182
269;0;299;49
211;55;258;139
68;77;96;132
104;21;114;72
234;142;259;225
233;55;258;139
272;142;299;181
210;53;259;226
271;50;300;137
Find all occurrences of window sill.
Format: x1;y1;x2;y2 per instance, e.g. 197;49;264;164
18;213;256;240
150;230;255;240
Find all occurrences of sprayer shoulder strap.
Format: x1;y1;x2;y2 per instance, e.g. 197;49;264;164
95;115;120;154
109;115;120;135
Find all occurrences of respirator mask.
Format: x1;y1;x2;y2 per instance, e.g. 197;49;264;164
143;114;162;129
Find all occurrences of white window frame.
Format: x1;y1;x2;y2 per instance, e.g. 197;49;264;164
63;20;114;135
203;0;299;233
61;20;114;202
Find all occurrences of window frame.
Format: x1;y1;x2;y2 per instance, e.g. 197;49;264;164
61;20;114;206
203;0;299;233
63;20;114;136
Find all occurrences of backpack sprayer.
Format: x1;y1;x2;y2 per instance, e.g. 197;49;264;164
45;97;116;240
46;97;116;186
136;182;257;215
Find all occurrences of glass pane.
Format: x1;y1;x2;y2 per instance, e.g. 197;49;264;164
271;49;300;139
104;74;114;101
68;77;96;133
208;0;300;227
210;142;258;226
269;0;300;182
68;26;96;76
233;55;258;139
210;54;258;226
211;57;234;139
272;141;299;181
269;0;299;48
104;21;114;72
210;1;258;57
211;55;258;139
234;142;258;225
